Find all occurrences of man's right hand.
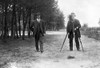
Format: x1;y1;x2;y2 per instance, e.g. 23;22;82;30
74;27;79;31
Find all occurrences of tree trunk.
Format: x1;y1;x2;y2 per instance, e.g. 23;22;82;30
22;10;25;40
22;9;28;40
1;12;4;39
18;8;21;37
22;10;28;40
15;11;18;38
11;3;15;38
28;9;31;37
4;3;8;39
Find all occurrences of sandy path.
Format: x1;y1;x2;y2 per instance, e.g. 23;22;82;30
0;31;100;68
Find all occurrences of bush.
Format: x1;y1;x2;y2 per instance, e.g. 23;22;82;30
82;27;100;40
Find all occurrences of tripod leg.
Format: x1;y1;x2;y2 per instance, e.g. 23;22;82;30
60;33;68;52
79;38;84;52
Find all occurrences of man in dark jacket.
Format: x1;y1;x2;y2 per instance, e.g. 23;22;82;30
30;14;45;53
67;13;81;51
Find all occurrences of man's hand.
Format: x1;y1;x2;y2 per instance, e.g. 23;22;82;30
74;27;79;31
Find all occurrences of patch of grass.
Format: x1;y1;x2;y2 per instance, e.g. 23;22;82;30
81;27;100;40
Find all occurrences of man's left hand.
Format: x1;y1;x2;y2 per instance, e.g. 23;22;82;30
74;27;78;31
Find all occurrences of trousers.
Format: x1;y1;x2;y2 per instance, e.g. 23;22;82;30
68;31;80;51
35;35;44;52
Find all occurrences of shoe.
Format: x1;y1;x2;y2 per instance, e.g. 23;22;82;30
36;50;40;52
70;49;73;51
77;49;81;51
41;51;44;53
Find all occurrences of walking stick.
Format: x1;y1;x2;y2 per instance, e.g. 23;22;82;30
60;33;68;52
78;38;84;52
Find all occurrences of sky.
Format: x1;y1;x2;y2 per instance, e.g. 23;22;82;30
57;0;100;27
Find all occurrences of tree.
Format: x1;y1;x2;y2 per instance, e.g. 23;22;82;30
0;0;65;40
98;18;100;26
81;23;88;31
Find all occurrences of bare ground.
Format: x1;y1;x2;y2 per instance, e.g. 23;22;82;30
0;30;100;68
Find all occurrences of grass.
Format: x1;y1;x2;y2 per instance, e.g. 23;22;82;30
81;27;100;40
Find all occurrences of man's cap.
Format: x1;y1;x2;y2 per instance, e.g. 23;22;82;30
70;12;76;17
36;12;40;16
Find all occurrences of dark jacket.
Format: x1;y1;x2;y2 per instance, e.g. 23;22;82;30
30;20;45;40
67;19;81;38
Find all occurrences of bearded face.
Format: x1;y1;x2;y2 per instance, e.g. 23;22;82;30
68;13;76;21
36;15;41;23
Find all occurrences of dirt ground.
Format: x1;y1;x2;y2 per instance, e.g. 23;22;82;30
0;30;100;68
